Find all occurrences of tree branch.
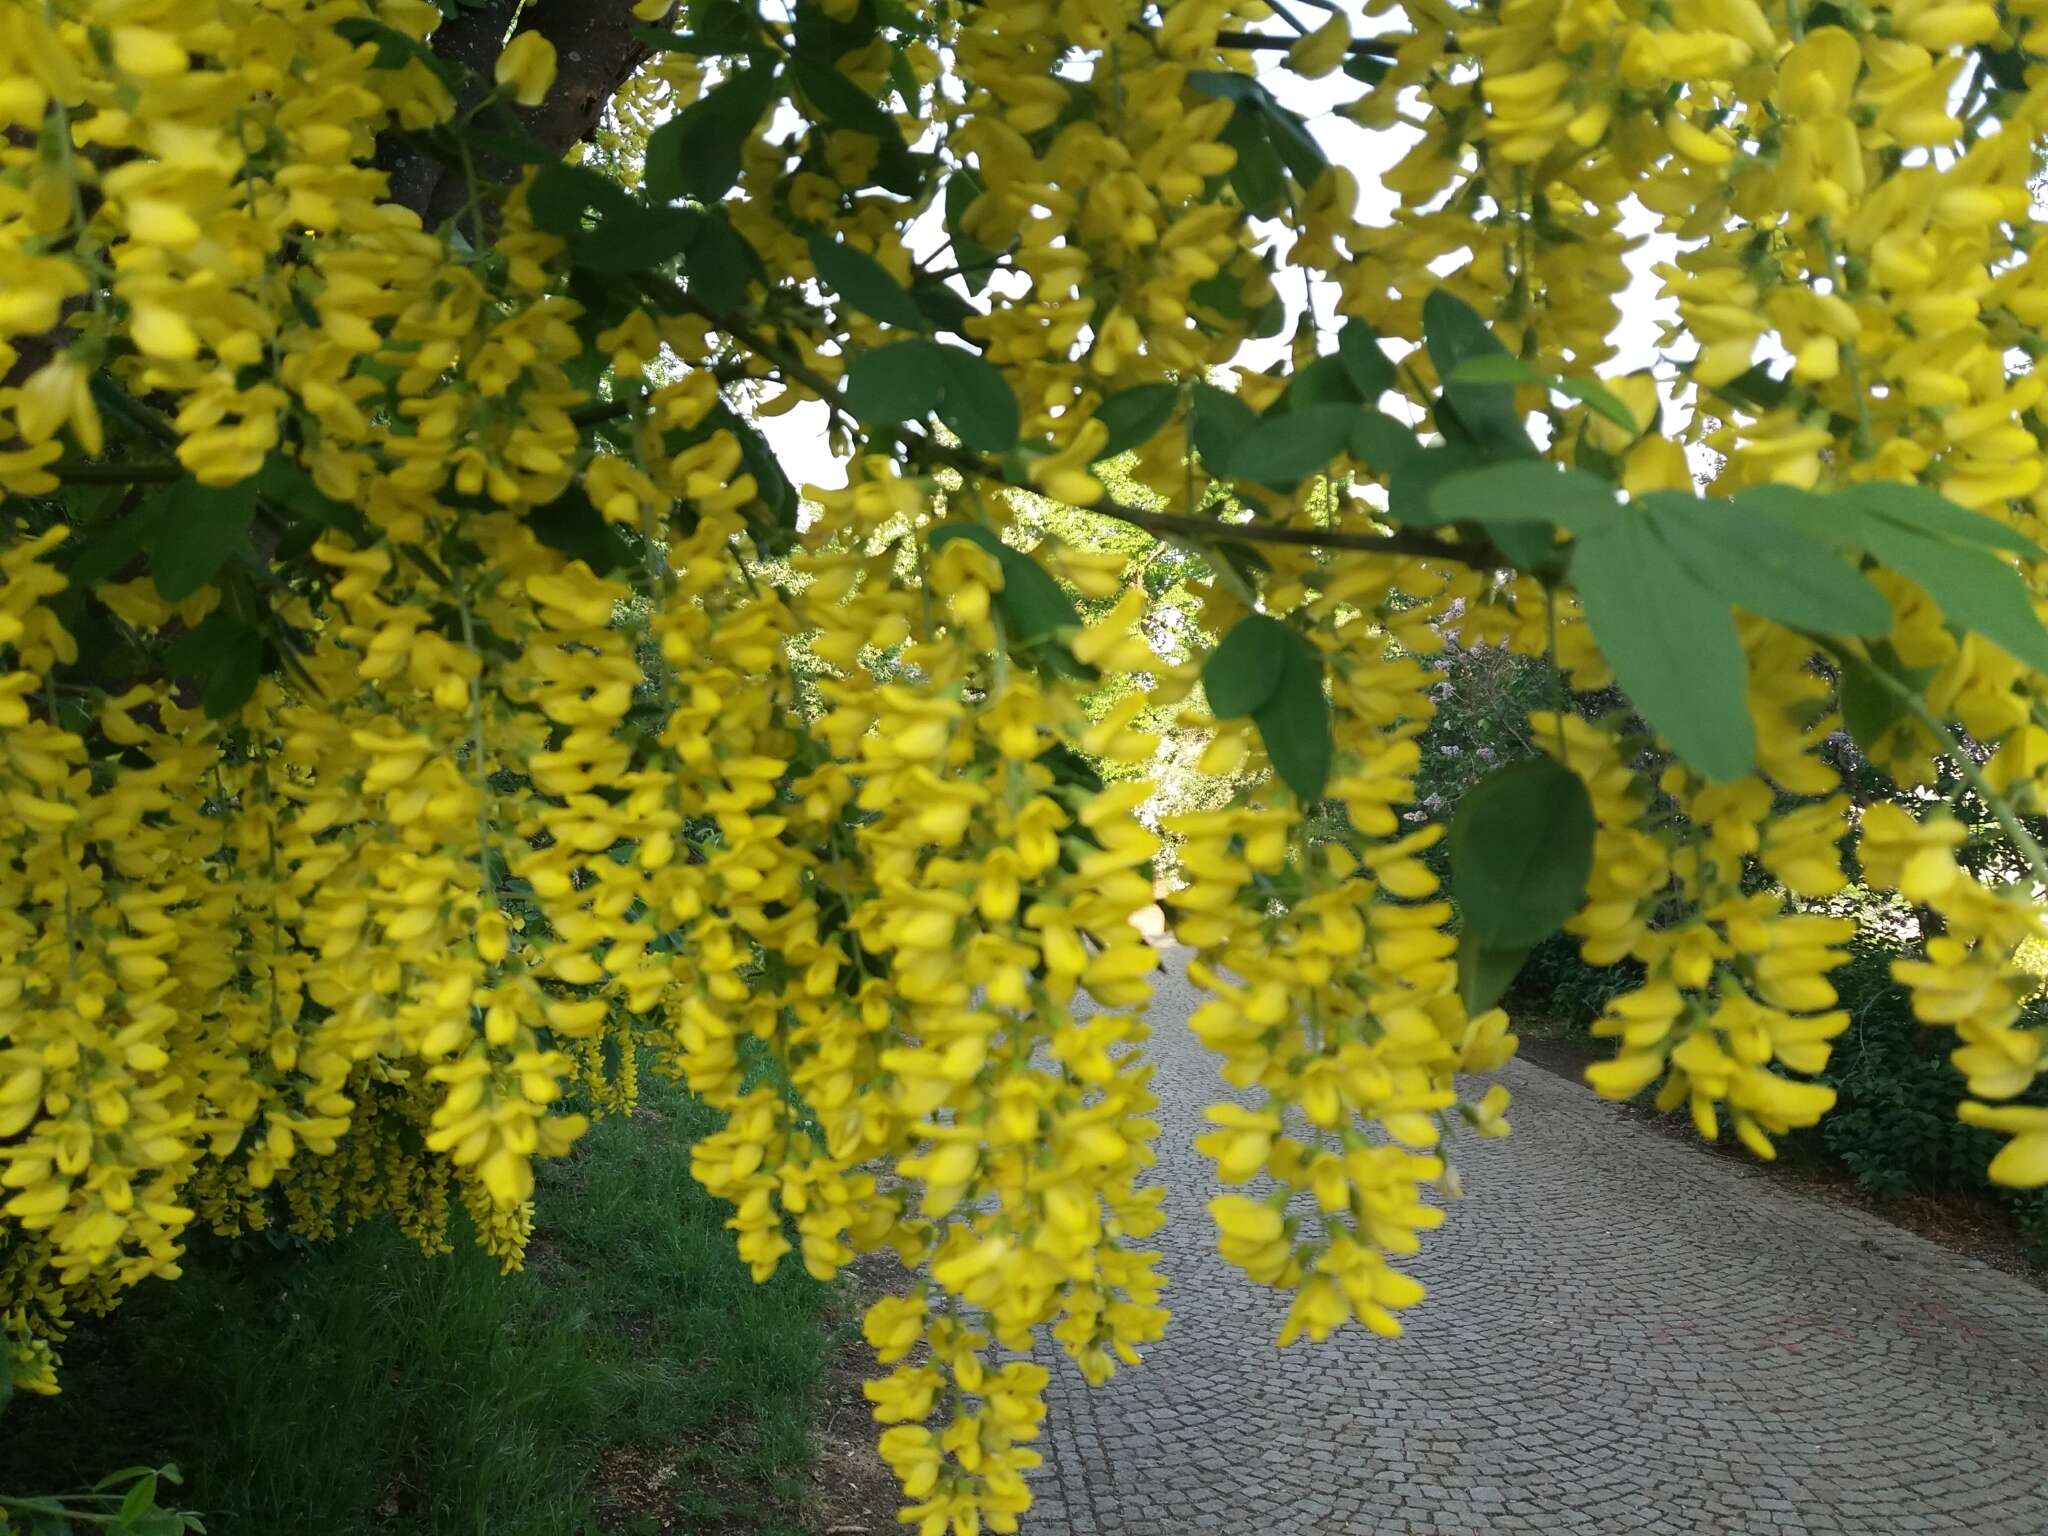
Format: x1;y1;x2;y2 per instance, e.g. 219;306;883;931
896;432;1502;569
376;0;521;218
633;274;1506;573
385;1;676;227
1210;28;1402;57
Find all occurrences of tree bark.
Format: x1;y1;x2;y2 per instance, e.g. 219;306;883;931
384;0;671;227
377;0;524;217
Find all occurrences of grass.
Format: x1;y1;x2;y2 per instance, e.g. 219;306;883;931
0;1066;834;1535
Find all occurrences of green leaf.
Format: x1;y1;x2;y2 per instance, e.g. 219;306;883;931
808;236;927;329
1871;530;2048;672
1190;383;1257;475
1037;740;1105;795
1342;50;1392;85
943;170;1001;295
1252;628;1332;802
844;338;949;426
792;0;885;65
162;611;255;674
1217;105;1286;216
1336;319;1395;399
1762;487;2048;671
251;457;363;536
1189;266;1263;322
1550;376;1643;437
65;502;163;587
333;18;457;89
527;163;631;236
1229;403;1357;490
1444;354;1542;388
790;54;895;136
934;348;1018;453
789;56;920;194
716;406;798;534
1637;491;1891;636
1349;411;1419;474
460;101;554;166
119;1473;159;1522
1448;355;1641;435
1427;461;1617;533
528;484;634;575
1571;513;1756;781
1842;481;2047;559
645;67;780;205
1091;383;1178;461
1385;444;1476;527
148;476;259;601
1836;644;1918;758
199;630;265;720
1837;655;1891;754
1487;521;1564;574
573;203;700;273
1708;361;1791;412
1422;289;1534;459
1203;613;1290;718
929;524;1094;680
682;211;760;311
889;47;921;113
1449;756;1596;949
1267;355;1361;414
1186;71;1326;187
910;276;977;335
1457;931;1531;1015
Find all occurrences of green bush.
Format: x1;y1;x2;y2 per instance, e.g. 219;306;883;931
1816;936;2048;1262
1502;931;1644;1038
0;1067;832;1535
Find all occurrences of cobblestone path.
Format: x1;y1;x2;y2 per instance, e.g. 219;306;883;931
1024;947;2048;1535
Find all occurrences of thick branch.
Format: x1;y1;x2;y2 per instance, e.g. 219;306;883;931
376;0;521;217
896;432;1502;568
386;1;673;227
1210;28;1403;57
635;275;1506;572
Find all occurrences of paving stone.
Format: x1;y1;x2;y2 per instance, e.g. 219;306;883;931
1020;945;2048;1534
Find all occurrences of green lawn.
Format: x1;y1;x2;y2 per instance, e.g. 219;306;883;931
0;1070;835;1535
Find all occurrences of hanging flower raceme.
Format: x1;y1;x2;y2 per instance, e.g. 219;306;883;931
8;0;2048;1530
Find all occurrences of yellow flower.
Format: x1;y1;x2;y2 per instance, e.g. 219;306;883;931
1286;15;1351;79
495;31;558;108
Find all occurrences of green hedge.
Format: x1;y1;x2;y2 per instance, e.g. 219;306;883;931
1815;937;2048;1262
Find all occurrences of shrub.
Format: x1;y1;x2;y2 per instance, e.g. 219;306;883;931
1503;932;1645;1039
1817;937;2048;1262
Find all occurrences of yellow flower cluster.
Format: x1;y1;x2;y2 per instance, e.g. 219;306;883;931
1173;557;1517;1348
4;0;2048;1530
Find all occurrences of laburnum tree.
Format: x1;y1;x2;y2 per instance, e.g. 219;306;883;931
5;0;2048;1529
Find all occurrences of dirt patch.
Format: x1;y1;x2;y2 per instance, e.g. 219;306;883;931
592;1440;682;1527
801;1249;911;1536
1513;1030;2046;1289
583;1249;908;1535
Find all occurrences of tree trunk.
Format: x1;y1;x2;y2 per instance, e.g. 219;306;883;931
383;0;671;227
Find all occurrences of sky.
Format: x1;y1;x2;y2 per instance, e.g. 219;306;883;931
752;9;1690;493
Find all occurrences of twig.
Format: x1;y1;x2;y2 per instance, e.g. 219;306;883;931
1851;641;2048;889
895;430;1503;569
52;460;182;484
1211;28;1401;57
